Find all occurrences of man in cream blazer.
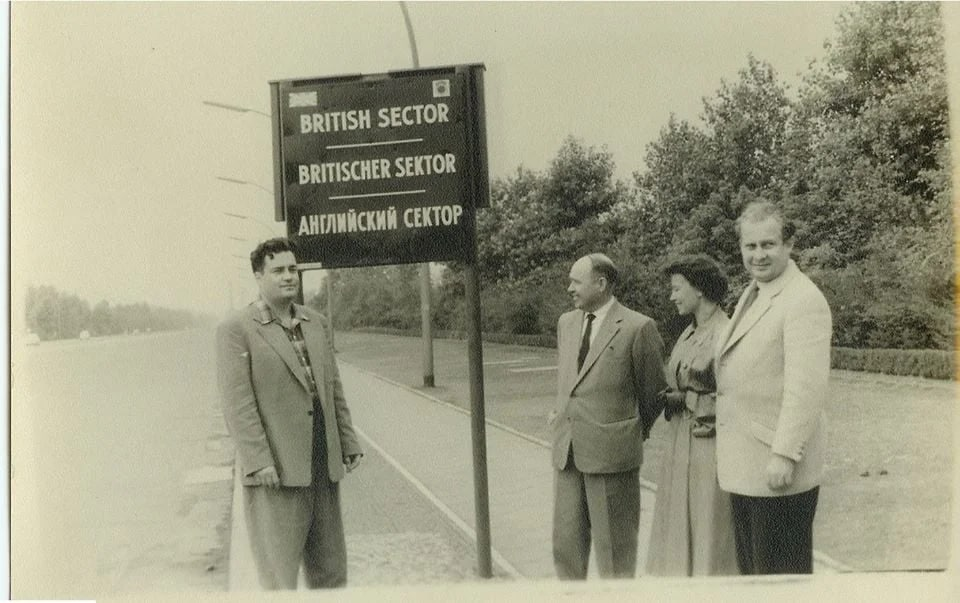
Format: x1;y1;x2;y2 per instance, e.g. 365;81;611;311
550;253;666;579
715;202;832;574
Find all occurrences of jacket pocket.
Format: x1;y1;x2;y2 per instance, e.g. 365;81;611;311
750;420;776;447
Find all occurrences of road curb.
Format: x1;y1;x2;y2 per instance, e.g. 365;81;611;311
344;361;661;491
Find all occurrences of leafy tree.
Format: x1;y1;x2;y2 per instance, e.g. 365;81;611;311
25;285;61;340
24;286;207;339
787;2;949;262
787;2;953;348
90;300;116;336
315;265;421;331
337;3;953;352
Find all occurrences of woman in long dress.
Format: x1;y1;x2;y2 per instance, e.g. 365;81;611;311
646;255;738;576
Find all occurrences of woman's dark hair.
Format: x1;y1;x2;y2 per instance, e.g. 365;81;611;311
663;254;728;305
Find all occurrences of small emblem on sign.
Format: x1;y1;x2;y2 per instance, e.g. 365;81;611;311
289;91;318;108
432;79;450;98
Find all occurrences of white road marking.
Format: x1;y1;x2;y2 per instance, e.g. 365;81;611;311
483;357;536;366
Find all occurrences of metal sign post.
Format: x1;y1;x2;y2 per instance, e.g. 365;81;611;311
269;64;492;577
463;235;491;577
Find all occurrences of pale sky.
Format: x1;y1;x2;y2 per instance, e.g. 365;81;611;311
11;1;856;320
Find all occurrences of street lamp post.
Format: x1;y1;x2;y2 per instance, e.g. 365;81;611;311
222;211;280;239
202;100;272;118
216;175;274;197
399;1;491;578
399;1;436;390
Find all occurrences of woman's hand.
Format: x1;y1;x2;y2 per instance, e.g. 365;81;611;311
658;389;686;420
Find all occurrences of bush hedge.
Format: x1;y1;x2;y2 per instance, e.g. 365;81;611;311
831;347;955;380
349;328;955;380
353;326;558;349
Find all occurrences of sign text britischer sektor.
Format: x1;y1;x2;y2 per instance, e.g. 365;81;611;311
273;67;486;269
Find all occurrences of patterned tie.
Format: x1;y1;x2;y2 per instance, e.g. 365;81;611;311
577;313;596;372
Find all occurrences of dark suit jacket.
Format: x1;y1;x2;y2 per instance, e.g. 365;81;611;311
550;300;667;473
216;302;362;487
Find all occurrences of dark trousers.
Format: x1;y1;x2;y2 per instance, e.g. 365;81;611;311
243;410;347;590
729;487;819;575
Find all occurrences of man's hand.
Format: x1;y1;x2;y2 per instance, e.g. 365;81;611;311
345;454;363;473
253;465;280;488
766;454;796;490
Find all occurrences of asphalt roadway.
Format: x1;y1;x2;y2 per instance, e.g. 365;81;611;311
9;328;489;599
10;327;954;601
11;330;235;598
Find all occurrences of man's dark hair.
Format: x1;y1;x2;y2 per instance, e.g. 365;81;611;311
588;253;620;291
735;200;796;241
250;237;298;274
663;254;728;305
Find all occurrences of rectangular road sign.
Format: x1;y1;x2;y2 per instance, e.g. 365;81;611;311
270;64;488;269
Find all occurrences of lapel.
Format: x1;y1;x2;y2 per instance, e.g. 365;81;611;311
575;301;622;383
717;261;798;357
251;303;319;394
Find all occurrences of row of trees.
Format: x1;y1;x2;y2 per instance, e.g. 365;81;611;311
314;3;953;351
24;285;212;341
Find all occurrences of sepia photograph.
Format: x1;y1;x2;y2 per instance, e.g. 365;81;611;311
8;1;958;600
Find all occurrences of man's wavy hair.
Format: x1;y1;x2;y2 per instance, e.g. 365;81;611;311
250;237;298;274
734;201;796;241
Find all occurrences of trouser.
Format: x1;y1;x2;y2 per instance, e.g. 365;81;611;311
243;411;347;590
552;449;640;579
729;486;819;575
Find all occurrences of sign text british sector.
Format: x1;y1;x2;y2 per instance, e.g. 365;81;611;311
271;66;486;268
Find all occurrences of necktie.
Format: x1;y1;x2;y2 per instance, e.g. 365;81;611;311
729;285;759;335
577;313;596;371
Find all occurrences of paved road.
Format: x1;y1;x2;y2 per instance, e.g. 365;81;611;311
12;326;952;598
11;329;488;598
228;438;493;590
334;330;955;571
11;330;232;598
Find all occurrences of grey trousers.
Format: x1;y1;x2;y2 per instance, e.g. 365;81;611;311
552;450;640;579
242;418;346;590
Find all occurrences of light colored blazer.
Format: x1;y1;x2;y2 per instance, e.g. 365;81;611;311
216;303;362;487
715;261;832;496
550;300;666;474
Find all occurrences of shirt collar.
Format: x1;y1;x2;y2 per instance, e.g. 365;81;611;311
586;295;616;326
253;298;310;326
755;259;797;299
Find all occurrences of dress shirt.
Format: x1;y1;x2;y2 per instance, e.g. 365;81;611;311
253;299;321;401
582;296;616;348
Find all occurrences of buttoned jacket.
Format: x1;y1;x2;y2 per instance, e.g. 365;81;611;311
216;302;362;487
550;300;667;474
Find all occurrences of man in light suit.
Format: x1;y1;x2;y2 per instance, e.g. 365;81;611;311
216;238;363;589
550;253;666;579
715;201;832;574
